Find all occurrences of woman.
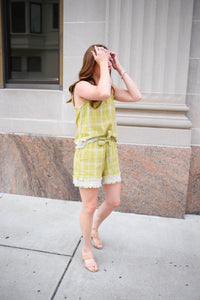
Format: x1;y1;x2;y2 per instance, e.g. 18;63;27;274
68;44;142;272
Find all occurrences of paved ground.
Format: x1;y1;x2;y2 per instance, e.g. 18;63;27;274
0;193;200;300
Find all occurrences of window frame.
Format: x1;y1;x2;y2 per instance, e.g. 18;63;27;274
0;0;63;89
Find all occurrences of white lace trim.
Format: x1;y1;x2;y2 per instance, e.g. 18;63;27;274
73;177;102;188
73;173;121;188
75;137;99;149
102;174;121;184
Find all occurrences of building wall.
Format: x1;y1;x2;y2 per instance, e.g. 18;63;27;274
63;0;193;147
0;0;194;145
0;0;198;218
186;0;200;213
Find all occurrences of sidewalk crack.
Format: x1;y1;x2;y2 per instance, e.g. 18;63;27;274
50;237;82;300
0;244;71;257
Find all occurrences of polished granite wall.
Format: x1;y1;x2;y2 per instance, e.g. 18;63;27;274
186;145;200;214
0;133;193;218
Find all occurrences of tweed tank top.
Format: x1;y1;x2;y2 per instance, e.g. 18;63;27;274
74;93;117;145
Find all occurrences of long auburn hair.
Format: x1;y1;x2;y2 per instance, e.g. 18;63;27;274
68;44;113;109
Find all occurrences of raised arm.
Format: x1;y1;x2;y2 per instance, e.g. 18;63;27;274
110;51;142;102
74;46;112;107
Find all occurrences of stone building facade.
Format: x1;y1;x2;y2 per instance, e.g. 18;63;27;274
0;0;199;218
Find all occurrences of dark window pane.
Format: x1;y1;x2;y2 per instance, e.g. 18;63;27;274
53;3;59;29
27;57;41;72
11;57;22;72
11;2;25;33
30;3;41;33
4;0;59;82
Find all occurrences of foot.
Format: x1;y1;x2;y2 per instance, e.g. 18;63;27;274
81;249;98;272
91;229;103;249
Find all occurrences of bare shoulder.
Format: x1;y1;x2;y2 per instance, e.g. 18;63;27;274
74;81;90;108
75;81;91;94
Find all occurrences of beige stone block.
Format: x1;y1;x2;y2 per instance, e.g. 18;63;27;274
64;0;106;22
63;56;82;90
0;90;62;120
190;21;200;57
187;59;200;94
63;22;106;57
191;128;200;145
117;126;191;147
187;94;200;128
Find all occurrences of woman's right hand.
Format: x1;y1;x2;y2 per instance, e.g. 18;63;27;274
91;46;110;65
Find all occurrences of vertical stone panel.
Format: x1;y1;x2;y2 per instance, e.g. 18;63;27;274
119;0;132;75
130;0;145;88
107;0;121;85
107;0;194;95
106;0;193;146
186;0;200;146
186;0;200;212
175;0;194;94
140;0;157;92
163;0;181;94
152;0;168;92
107;0;121;52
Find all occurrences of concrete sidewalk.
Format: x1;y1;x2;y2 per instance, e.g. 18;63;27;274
0;193;200;300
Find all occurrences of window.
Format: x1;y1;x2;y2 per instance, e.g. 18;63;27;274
30;3;42;34
11;57;22;72
11;2;26;33
27;57;41;72
2;0;61;87
53;3;59;29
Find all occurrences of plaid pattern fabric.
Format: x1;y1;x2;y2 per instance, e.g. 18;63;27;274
74;94;117;143
73;93;121;188
73;138;121;188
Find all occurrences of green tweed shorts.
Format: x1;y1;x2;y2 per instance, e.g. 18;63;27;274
73;138;121;188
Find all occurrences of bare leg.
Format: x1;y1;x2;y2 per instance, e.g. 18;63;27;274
79;187;98;272
91;182;121;247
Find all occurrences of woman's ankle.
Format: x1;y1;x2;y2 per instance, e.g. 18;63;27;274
82;244;92;253
91;223;99;232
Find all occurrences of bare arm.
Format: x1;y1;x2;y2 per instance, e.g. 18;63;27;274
110;51;142;102
74;47;112;107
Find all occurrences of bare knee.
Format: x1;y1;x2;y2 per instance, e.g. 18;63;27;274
79;187;98;216
108;197;121;209
82;203;97;216
113;197;120;208
103;182;121;209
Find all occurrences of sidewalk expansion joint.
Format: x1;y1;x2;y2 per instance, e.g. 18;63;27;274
0;243;71;257
51;237;82;300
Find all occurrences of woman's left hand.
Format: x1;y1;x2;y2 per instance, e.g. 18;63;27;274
110;51;123;73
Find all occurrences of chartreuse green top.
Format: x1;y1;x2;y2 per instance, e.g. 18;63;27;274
74;93;117;146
